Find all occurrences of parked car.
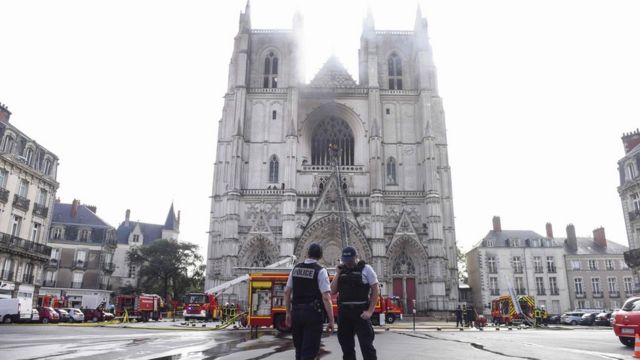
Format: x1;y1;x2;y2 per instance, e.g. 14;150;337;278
611;309;620;326
30;309;39;323
594;312;612;326
82;308;106;322
560;312;585;325
54;308;71;323
547;314;561;324
580;312;598;326
62;308;85;323
613;297;640;347
37;307;60;324
103;312;114;321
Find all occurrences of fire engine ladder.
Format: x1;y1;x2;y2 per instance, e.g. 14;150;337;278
505;276;535;327
328;144;350;249
204;255;297;295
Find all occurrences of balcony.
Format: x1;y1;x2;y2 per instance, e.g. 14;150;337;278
72;260;87;270
547;267;557;274
71;281;83;289
46;258;59;268
98;283;112;290
576;292;586;299
102;262;115;272
0;270;13;281
32;203;48;218
534;267;544;274
20;274;34;284
490;289;500;296
609;291;621;298
0;188;8;203
42;280;56;287
592;291;604;298
629;210;640;222
513;268;524;274
12;194;30;212
537;290;546;296
0;232;51;261
487;267;498;274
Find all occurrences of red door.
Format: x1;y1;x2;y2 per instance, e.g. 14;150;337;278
393;278;403;299
406;278;416;312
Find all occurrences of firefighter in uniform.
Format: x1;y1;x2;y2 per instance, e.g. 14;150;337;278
331;246;379;360
284;243;335;360
534;307;542;327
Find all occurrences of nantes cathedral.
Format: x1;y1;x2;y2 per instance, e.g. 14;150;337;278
206;3;459;312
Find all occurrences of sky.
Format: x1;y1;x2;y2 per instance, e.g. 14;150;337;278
0;0;639;257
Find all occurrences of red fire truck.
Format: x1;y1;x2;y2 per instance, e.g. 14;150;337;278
115;294;164;322
39;294;63;308
183;293;220;321
245;272;404;332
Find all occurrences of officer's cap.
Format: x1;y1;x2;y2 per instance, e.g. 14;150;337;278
341;246;357;262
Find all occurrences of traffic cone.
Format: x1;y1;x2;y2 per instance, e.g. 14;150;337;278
634;333;640;358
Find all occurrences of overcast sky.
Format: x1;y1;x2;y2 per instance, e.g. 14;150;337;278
1;0;639;257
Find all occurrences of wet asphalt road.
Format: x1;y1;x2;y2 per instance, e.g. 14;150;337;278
0;325;635;360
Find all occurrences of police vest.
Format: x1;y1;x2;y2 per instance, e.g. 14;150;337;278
291;262;323;305
337;261;370;304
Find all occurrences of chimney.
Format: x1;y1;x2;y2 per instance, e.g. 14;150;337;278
593;227;607;248
565;224;577;250
177;210;181;228
125;209;131;226
546;222;554;239
492;216;502;232
622;129;640;154
0;102;11;123
70;199;79;218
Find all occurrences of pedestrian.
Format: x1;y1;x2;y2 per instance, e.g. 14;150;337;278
455;305;463;328
331;246;379;360
462;304;467;327
284;243;335;360
466;305;475;328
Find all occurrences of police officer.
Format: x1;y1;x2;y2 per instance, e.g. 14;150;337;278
331;246;378;360
284;243;335;360
455;305;463;328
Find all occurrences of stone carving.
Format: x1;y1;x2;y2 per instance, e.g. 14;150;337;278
309;56;357;88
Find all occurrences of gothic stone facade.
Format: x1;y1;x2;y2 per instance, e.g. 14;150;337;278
206;5;459;312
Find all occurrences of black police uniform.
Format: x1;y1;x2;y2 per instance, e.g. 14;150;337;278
291;261;325;360
337;260;377;360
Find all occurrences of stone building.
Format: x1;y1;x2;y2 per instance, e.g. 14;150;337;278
206;4;459;312
111;205;179;290
562;225;632;311
466;217;570;315
40;200;117;307
618;129;640;293
0;102;59;307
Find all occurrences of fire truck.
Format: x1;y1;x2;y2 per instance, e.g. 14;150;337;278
115;294;164;322
183;256;297;322
244;271;404;332
491;295;536;325
39;294;63;308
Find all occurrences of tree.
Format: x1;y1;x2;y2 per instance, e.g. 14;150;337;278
127;239;202;301
457;246;468;284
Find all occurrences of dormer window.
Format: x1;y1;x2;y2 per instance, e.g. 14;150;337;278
263;52;278;88
24;147;33;166
43;158;52;175
628;162;637;180
388;52;403;90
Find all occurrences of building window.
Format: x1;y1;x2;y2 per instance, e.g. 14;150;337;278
574;277;584;295
272;110;277;120
632;193;640;212
11;215;22;237
577;300;585;309
17;179;28;198
546;256;556;273
624;277;633;293
132;234;140;243
549;277;559;295
52;228;62;240
486;256;497;273
570;260;581;270
268;155;279;183
592;277;601;294
50;248;60;261
606;259;615;271
21;263;33;283
533;256;543;273
593;300;602;309
30;223;41;242
628;162;637;180
387;52;403;90
128;263;136;278
79;229;90;241
515;277;525;294
0;169;7;188
485;240;494;247
24;147;33;166
36;189;47;206
536;277;545;295
611;300;619;309
489;277;498;295
1;135;14;153
588;259;598;271
608;277;618;292
75;250;86;264
386;157;397;185
512;256;523;273
43;158;52;175
311;116;354;166
263;52;278;88
72;272;83;288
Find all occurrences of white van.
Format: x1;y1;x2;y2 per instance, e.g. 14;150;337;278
0;297;33;323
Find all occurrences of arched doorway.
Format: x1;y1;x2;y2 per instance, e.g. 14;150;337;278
239;236;278;268
387;236;427;313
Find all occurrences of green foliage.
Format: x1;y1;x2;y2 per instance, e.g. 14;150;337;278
127;239;203;301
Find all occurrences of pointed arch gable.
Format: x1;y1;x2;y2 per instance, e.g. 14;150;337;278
386;235;428;277
238;235;279;267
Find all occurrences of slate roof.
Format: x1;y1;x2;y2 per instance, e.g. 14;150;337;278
563;237;629;256
479;229;562;247
52;203;113;229
164;203;178;231
116;221;164;245
309;56;358;88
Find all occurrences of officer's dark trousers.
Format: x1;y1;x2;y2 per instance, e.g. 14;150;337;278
337;305;377;360
292;303;323;360
455;316;463;327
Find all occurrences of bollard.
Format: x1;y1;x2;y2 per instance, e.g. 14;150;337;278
412;299;416;332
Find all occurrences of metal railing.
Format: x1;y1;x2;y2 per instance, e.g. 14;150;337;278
42;280;56;287
72;260;87;270
534;267;544;273
12;194;30;211
490;289;500;296
0;270;13;281
575;292;586;299
21;274;34;284
71;281;83;289
547;266;557;273
550;288;560;295
592;291;604;298
102;262;115;272
33;203;48;217
0;232;51;258
513;267;524;274
515;288;526;295
609;291;620;298
537;290;546;296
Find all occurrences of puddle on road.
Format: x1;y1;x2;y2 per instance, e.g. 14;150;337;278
149;331;332;360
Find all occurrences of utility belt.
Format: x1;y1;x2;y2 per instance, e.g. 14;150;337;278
338;301;369;309
292;299;324;314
